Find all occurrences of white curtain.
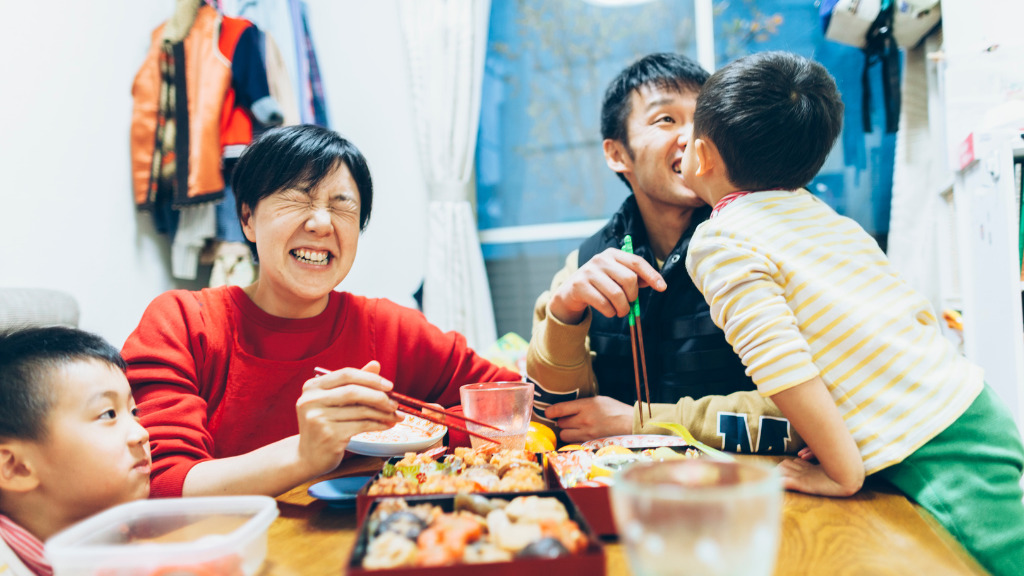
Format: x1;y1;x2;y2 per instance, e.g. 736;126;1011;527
399;0;496;352
887;32;947;310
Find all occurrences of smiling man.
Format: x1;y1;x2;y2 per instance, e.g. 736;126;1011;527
526;53;802;454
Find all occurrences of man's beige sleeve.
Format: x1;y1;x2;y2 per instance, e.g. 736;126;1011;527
526;250;599;401
526;251;804;454
639;391;806;454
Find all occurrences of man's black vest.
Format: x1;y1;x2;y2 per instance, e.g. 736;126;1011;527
578;196;755;404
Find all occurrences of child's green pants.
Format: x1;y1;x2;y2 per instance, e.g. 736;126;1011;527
877;385;1024;576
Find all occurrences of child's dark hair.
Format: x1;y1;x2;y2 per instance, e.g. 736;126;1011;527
693;51;843;192
601;53;709;187
0;326;126;441
232;124;374;235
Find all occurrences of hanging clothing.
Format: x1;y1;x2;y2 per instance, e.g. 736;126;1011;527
171;203;217;280
221;0;300;110
219;20;283;159
298;1;329;126
222;0;327;127
146;41;184;214
133;4;284;280
262;30;301;126
131;5;231;209
214;159;247;243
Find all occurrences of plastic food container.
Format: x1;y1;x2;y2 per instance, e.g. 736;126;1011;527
45;496;279;576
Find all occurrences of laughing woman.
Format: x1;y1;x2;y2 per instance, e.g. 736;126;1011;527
123;125;521;497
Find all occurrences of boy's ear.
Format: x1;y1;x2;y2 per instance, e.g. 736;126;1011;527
693;137;716;177
603;139;632;176
0;443;40;493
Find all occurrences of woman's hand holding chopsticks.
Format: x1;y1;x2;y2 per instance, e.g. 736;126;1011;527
295;361;403;477
312;366;506;448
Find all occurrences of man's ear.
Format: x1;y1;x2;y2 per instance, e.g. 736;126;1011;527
0;443;40;493
603;139;632;176
239;203;256;244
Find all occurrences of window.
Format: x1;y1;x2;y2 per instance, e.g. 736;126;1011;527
477;0;896;339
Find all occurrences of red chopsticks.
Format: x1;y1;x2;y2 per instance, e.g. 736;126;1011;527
630;311;653;427
313;367;503;445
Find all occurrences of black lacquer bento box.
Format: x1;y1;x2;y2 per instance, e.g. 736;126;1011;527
347;490;605;575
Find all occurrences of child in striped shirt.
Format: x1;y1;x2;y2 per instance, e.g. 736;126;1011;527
0;327;151;575
680;50;1024;576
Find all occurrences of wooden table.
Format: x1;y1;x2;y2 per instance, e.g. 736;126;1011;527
261;455;988;575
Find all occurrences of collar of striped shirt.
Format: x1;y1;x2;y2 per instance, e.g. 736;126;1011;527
710;191;752;218
0;514;53;576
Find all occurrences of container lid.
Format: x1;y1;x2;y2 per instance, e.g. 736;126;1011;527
45;495;279;563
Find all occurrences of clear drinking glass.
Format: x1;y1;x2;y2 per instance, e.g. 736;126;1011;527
611;459;782;576
459;381;534;450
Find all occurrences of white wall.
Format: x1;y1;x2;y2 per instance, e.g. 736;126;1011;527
939;0;1024;165
304;0;427;312
0;1;426;347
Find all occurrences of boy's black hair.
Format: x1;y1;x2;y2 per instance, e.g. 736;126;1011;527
232;124;374;237
601;52;710;187
692;51;844;192
0;326;126;441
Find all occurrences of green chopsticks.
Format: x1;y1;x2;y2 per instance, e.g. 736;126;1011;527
622;235;652;426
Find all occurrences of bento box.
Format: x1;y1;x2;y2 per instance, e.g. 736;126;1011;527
547;436;702;537
45;496;279;576
347;491;605;575
354;446;551;523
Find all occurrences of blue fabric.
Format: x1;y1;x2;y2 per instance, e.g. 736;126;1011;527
299;1;329;127
230;26;272;110
818;0;841;32
216;162;247;243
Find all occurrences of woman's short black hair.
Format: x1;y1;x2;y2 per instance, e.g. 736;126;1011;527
0;326;126;441
693;51;844;192
232;124;374;231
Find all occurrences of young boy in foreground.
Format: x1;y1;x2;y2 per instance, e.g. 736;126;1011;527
680;50;1024;575
0;326;151;575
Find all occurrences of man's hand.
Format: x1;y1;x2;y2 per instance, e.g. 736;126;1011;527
548;248;667;325
545;396;634;443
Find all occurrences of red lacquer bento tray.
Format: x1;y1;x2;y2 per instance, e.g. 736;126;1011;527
546;439;700;538
544;451;617;538
347;491;605;576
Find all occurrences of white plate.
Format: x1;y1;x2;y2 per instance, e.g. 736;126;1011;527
346;413;447;458
580;434;689;450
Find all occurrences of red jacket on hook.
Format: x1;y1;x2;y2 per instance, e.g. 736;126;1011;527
130;5;239;208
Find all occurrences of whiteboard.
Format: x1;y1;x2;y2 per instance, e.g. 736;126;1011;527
954;131;1024;431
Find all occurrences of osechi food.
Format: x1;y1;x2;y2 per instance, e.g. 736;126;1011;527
361;495;589;569
549;444;701;488
366;446;546;496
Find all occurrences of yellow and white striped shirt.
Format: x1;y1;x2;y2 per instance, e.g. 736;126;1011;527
686;189;983;473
